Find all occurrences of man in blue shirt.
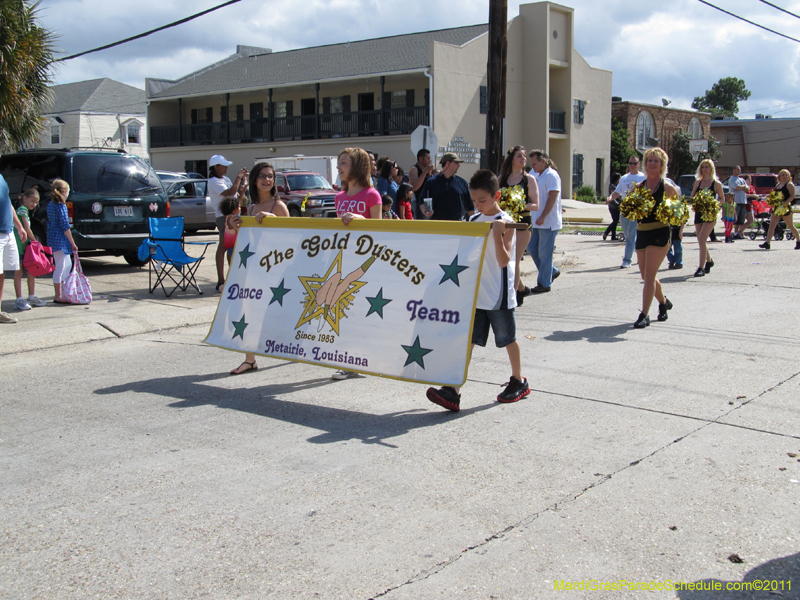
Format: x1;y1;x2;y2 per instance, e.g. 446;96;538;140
1;173;28;324
419;152;474;221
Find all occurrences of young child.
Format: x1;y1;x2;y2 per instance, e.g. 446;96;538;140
13;188;47;310
426;169;529;412
396;182;414;220
381;194;398;219
46;179;79;303
723;192;736;243
218;196;241;265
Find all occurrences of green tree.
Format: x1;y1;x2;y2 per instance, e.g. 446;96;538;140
610;116;637;177
0;0;55;153
668;129;721;179
691;77;751;120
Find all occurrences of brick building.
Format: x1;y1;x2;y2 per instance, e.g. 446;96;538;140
612;98;711;159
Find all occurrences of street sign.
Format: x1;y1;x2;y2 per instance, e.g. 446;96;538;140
410;126;438;157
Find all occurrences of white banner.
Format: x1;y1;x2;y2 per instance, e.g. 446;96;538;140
204;217;491;385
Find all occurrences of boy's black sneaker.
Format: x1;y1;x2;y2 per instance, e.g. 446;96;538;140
497;377;530;403
426;386;461;412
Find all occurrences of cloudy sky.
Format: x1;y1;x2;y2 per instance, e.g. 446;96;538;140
38;0;800;119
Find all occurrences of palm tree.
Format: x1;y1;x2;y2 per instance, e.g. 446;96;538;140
0;0;55;153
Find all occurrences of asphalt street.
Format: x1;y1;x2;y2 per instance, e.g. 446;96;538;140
2;214;799;599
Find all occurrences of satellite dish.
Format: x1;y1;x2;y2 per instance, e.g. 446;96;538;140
662;98;671;107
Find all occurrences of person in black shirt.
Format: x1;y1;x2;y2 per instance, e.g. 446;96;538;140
419;152;474;221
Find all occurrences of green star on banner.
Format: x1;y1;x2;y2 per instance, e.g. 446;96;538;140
439;256;468;286
238;243;255;268
365;288;392;318
232;314;248;340
401;335;433;368
269;279;291;306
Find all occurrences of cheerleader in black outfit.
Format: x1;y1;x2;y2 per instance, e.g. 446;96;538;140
633;148;679;329
760;169;800;250
690;159;725;277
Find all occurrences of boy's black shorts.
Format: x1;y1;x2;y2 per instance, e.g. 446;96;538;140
472;307;516;348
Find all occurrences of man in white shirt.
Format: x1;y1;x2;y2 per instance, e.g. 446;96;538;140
607;155;646;268
729;166;749;239
526;150;562;293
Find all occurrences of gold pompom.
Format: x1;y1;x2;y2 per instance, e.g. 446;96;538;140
690;188;720;222
499;185;527;223
766;190;790;216
656;197;690;226
619;186;655;221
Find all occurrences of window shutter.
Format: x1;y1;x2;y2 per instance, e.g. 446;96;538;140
220;106;228;122
322;97;331;114
343;95;351;112
406;89;415;108
205;107;213;123
383;91;391;109
191;109;198;124
235;105;243;121
579;100;585;124
286;100;293;117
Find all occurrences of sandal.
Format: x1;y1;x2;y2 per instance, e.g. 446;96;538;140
230;360;258;375
215;280;225;293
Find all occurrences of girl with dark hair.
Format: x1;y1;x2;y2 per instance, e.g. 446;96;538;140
396;182;414;220
498;146;539;303
376;159;399;211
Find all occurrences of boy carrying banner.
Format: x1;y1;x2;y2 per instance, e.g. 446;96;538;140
426;169;530;412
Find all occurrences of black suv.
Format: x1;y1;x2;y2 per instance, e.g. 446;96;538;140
0;148;168;265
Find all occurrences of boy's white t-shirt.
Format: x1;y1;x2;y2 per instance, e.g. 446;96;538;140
469;210;517;310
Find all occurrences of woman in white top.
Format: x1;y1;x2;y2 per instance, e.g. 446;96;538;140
208;155;248;291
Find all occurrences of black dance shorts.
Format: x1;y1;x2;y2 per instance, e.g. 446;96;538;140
694;211;715;225
519;211;532;228
635;226;670;250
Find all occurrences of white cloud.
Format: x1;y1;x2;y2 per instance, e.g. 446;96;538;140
36;0;800;118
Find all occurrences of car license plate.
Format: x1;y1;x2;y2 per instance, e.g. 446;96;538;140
114;206;134;217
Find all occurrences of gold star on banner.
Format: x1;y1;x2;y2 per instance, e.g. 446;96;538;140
295;250;366;335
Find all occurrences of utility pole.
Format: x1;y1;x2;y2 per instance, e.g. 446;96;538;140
485;0;507;174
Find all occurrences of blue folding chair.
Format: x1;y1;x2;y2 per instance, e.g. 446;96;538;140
138;217;215;297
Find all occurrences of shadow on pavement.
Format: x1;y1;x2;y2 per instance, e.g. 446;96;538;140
544;323;632;343
94;369;494;448
677;551;800;599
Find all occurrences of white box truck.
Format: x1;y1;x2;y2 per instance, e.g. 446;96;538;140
255;155;340;187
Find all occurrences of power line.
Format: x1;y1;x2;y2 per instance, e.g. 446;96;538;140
758;0;800;21
55;0;243;62
696;0;800;43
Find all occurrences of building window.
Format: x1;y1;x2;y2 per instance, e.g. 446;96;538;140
572;154;584;188
573;99;585;124
726;129;743;144
636;111;656;150
126;123;141;145
275;101;293;119
50;125;61;145
688;117;702;139
480;86;487;114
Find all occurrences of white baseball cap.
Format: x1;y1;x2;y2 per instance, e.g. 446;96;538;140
209;155;233;167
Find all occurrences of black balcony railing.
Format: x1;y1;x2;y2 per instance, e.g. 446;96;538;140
151;106;430;148
549;110;566;133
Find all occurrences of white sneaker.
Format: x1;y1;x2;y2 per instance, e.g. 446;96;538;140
0;311;18;324
331;370;355;380
27;295;47;307
14;298;32;311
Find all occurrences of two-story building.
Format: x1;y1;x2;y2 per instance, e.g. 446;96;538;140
612;98;711;168
711;116;800;179
36;78;149;160
146;1;612;199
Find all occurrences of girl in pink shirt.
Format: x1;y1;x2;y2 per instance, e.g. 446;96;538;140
335;147;382;223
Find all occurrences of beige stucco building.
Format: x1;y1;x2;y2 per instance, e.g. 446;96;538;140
711;116;800;179
35;78;149;161
147;1;611;198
